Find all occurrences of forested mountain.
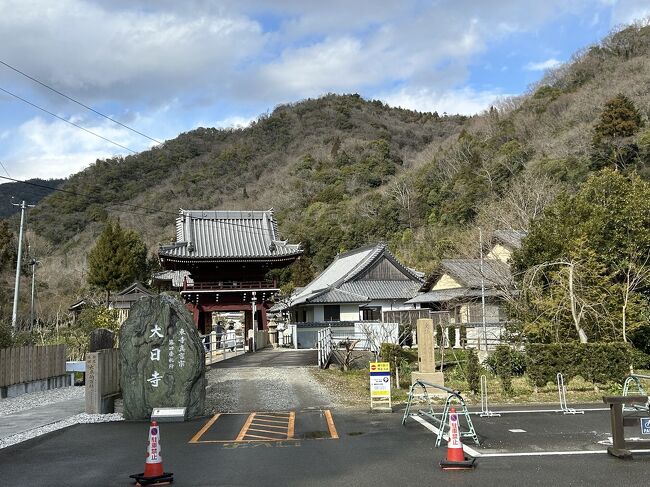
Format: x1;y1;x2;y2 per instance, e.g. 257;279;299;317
4;22;650;326
0;178;64;218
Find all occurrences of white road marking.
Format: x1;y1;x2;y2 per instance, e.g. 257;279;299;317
469;408;609;415
411;414;650;459
508;429;526;433
479;449;650;458
411;414;481;457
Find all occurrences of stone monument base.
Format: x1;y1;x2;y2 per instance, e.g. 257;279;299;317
411;371;446;396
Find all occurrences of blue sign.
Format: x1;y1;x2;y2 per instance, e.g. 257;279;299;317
640;418;650;435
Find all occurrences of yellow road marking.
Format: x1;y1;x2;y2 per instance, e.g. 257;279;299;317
248;427;289;436
189;414;221;444
256;414;289;420
251;423;288;431
288;411;295;439
252;418;290;425
324;410;339;439
236;412;257;441
245;433;279;440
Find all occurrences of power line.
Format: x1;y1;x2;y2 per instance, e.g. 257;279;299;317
0;59;163;145
0;175;287;239
0;86;138;154
0;159;10;178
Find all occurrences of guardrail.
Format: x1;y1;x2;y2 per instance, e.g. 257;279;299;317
201;331;246;365
183;280;278;291
317;327;333;368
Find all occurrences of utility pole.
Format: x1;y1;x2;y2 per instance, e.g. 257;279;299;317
479;228;488;352
11;200;33;334
30;258;41;329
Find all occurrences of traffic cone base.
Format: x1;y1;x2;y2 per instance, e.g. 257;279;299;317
129;472;174;486
440;456;476;470
440;407;477;470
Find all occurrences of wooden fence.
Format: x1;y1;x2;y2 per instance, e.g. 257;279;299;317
0;344;66;388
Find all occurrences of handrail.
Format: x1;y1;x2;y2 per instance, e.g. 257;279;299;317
184;280;278;291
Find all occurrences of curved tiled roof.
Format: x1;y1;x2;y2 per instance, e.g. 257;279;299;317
159;209;302;261
290;243;424;306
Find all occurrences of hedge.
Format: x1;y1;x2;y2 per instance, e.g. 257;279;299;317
525;342;641;388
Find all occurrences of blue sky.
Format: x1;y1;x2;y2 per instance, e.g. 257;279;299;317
0;0;649;180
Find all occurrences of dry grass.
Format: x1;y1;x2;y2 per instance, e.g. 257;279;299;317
310;367;649;408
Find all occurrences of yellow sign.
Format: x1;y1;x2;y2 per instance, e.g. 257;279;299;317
369;362;390;372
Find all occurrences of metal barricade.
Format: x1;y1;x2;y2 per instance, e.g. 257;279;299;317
622;374;650;412
480;375;500;417
402;379;480;447
557;372;584;415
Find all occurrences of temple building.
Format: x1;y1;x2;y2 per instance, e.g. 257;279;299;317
158;209;302;336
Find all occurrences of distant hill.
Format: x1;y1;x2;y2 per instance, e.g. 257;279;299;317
0;178;64;218
9;22;650;323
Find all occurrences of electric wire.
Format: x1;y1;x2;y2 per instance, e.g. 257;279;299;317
0;159;10;178
0;175;288;240
0;59;163;145
0;86;138;154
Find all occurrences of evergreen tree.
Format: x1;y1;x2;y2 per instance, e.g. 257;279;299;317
466;349;481;394
0;220;16;272
591;94;644;170
87;220;148;301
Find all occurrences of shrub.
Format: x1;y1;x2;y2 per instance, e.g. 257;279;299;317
525;342;637;388
466;349;481;394
491;345;515;395
485;347;526;376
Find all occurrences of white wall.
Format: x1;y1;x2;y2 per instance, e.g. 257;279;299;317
340;304;359;321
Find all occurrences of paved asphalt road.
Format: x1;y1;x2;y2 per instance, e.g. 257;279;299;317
2;349;650;486
1;407;650;486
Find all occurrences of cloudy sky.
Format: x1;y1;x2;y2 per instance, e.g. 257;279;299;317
0;0;649;181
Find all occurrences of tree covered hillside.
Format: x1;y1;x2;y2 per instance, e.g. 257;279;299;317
5;22;650;328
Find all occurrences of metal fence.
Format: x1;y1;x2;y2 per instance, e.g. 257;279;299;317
200;330;246;365
0;344;66;388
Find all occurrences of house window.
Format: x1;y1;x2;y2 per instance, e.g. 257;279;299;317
323;305;340;322
361;307;381;321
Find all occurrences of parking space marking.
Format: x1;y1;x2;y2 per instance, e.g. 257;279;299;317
189;413;221;444
190;410;338;444
236;413;258;441
324;409;339;439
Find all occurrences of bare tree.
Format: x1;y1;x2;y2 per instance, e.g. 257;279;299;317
618;249;650;342
388;178;414;229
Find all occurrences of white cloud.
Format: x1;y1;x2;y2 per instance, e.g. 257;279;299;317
608;0;650;26
525;58;563;71
382;87;508;116
211;116;256;129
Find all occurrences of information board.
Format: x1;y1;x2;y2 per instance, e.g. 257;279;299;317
369;362;391;410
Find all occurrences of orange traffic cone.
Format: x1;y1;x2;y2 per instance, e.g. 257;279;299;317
130;421;174;486
440;407;476;470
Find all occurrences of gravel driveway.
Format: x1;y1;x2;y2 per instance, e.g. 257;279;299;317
205;349;339;413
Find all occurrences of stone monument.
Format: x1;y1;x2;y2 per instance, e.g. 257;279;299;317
411;318;445;389
89;328;114;352
120;294;206;420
